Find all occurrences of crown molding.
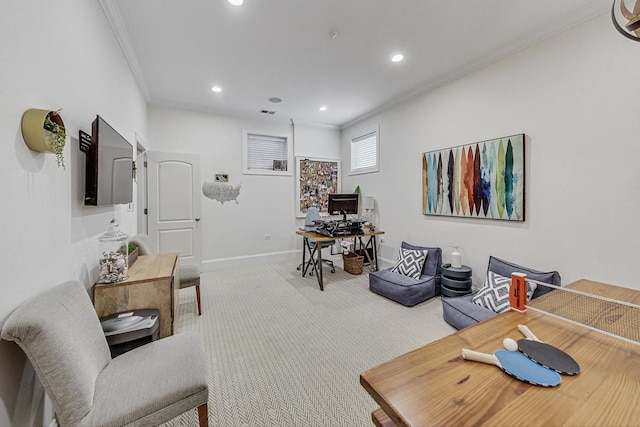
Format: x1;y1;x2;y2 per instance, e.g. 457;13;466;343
98;0;151;101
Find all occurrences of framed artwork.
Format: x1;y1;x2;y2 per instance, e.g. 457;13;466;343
296;157;340;217
422;134;525;221
273;160;287;171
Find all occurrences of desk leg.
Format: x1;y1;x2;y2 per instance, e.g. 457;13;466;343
300;238;324;291
316;242;324;291
371;236;379;271
301;238;317;277
300;237;307;275
358;235;380;271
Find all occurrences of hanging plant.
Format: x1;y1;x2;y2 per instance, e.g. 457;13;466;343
43;113;66;169
21;108;67;170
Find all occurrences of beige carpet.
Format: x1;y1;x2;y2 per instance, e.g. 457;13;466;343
163;258;456;426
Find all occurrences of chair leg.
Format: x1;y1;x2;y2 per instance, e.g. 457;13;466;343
195;284;202;315
197;402;208;427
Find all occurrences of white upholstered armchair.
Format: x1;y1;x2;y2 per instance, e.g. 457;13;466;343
1;281;209;426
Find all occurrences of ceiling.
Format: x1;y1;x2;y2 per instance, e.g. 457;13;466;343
104;0;609;128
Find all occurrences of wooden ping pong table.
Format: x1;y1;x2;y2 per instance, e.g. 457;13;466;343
360;279;640;426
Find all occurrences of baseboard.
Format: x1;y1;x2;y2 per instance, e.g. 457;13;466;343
378;257;394;269
202;250;299;271
202;250;395;272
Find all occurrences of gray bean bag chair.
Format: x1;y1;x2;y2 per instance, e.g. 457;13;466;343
441;256;561;330
369;242;442;307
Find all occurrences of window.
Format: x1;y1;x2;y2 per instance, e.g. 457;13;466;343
350;129;379;175
243;132;291;175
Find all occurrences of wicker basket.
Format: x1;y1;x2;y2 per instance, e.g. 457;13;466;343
343;251;364;275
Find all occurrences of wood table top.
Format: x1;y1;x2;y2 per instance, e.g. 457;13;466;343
295;228;384;242
94;253;178;288
360;279;640;427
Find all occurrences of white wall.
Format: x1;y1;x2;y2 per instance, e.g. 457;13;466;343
2;5;638;425
0;1;147;426
343;13;640;289
147;106;341;268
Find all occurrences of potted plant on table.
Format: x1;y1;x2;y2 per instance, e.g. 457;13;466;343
127;243;139;267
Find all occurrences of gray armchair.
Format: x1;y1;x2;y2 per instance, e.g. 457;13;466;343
1;281;209;426
130;234;202;315
369;242;442;306
441;256;561;330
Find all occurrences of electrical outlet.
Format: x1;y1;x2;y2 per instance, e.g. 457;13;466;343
380;238;385;243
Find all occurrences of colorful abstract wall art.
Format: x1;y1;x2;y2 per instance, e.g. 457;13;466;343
422;134;525;221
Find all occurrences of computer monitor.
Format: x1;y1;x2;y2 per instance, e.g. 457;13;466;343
328;193;359;221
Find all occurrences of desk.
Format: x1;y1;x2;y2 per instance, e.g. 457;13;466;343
94;253;180;338
296;228;384;291
360;279;640;426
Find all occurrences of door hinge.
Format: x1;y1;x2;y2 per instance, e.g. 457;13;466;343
144;208;148;215
144;161;148;168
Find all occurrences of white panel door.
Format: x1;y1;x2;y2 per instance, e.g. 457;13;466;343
147;151;201;266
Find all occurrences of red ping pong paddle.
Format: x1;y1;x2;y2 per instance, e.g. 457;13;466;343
462;348;561;387
516;325;580;375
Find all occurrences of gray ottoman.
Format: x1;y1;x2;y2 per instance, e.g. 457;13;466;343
369;243;442;307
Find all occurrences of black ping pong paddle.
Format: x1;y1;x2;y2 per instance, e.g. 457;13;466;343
462;348;561;387
517;324;580;375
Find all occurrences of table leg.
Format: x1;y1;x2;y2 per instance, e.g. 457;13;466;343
301;237;307;275
358;235;379;271
371;236;379;271
316;242;324;291
372;408;396;427
300;238;324;291
301;238;317;277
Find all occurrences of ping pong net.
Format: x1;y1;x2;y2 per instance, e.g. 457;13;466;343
509;274;640;345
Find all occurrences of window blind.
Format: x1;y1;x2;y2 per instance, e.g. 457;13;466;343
246;133;287;170
351;131;378;172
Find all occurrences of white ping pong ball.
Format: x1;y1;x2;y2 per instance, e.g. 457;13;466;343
503;338;518;352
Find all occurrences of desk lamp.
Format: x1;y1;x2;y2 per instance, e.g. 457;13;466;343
362;196;375;225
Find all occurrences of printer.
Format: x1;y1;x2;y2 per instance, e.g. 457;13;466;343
100;309;160;357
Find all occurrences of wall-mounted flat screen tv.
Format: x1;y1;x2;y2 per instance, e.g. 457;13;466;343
84;115;133;206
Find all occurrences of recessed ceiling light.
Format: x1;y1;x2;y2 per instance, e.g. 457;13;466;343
319;106;327;112
391;53;404;63
268;97;282;103
211;86;222;93
228;0;243;6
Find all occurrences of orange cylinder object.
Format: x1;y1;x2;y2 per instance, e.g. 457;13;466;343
510;273;527;311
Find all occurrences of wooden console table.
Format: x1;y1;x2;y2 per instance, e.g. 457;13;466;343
94;253;180;338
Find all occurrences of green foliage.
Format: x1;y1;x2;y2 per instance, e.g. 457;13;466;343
43;113;66;169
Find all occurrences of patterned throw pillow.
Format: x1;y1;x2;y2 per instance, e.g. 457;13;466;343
472;271;537;313
391;248;428;280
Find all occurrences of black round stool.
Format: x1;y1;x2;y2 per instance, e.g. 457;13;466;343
441;264;473;297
